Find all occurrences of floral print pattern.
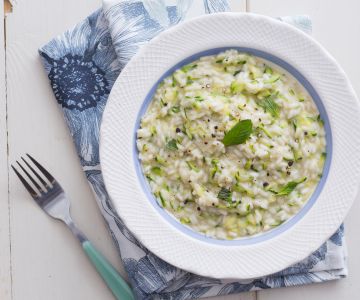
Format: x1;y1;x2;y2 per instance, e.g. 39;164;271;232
39;1;347;299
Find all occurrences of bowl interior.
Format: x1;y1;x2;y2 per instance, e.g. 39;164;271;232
133;47;332;246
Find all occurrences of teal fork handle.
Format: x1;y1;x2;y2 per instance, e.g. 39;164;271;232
82;240;135;300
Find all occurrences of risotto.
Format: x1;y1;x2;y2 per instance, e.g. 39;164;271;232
136;49;326;240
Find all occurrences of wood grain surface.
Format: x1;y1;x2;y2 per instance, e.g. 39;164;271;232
1;0;359;299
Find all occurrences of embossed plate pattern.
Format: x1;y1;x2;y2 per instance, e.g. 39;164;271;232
100;13;360;279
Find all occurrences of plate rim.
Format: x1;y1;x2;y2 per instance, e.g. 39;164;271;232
100;12;360;279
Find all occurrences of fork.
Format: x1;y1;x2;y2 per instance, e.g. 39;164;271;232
12;154;135;300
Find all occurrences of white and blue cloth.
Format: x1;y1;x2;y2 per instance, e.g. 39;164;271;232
39;1;347;299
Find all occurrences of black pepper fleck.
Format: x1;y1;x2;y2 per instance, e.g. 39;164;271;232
164;102;168;106
197;207;201;211
267;172;270;176
263;182;269;187
287;171;291;175
214;126;218;130
212;203;215;206
304;131;308;136
288;161;294;167
204;141;208;145
175;127;181;133
211;134;216;138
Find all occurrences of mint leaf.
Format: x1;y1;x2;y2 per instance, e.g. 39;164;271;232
218;187;232;203
222;119;253;146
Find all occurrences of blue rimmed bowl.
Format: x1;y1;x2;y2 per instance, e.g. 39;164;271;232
100;13;360;279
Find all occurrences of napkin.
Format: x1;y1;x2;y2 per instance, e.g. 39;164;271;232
39;1;347;299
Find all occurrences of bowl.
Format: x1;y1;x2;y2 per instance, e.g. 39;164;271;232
100;12;360;279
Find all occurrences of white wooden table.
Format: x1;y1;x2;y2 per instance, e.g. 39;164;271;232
1;0;360;299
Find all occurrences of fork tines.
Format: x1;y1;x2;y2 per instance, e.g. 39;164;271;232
11;154;54;198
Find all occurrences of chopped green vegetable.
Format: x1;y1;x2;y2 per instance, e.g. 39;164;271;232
186;161;200;172
218;187;232;203
259;95;280;118
273;177;307;196
289;88;295;96
292;118;297;132
181;64;197;72
180;217;191;224
264;66;273;74
215;59;223;64
171;106;180;113
150;126;157;136
222;119;253;146
146;175;154;182
264;75;280;84
233;70;241;76
155;155;166;164
160;98;167;107
258;124;272;138
166;139;178;151
244;159;252;170
159;192;166;207
230;81;244;94
151;166;162;176
194;96;204;102
210;159;219;179
237;60;247;65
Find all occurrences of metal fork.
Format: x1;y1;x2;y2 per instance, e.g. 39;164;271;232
12;154;134;300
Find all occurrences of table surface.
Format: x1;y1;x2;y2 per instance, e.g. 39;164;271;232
1;0;360;299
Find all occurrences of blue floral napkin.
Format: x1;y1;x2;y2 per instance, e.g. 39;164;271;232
39;1;347;299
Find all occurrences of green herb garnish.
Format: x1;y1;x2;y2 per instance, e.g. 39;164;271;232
222;119;253;146
166;139;178;151
218;187;232;203
259;95;280;118
273;177;307;196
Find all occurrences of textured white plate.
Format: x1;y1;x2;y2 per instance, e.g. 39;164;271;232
100;13;360;279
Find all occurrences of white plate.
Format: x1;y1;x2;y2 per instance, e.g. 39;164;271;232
100;13;360;279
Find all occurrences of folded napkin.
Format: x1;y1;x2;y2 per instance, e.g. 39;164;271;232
39;1;347;299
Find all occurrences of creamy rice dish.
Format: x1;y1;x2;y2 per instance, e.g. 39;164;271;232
136;49;326;240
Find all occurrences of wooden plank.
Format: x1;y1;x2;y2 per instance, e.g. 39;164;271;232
5;0;123;299
248;0;360;299
0;2;11;300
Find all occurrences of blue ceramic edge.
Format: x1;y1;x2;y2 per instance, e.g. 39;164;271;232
132;47;332;246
